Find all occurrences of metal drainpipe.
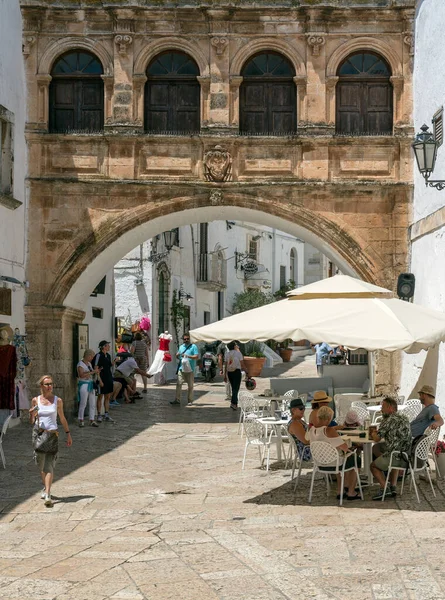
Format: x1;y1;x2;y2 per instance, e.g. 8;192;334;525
271;228;276;292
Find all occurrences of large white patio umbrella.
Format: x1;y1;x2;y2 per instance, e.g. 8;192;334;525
190;275;445;354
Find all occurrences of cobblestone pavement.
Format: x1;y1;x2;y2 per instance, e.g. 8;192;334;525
1;357;445;600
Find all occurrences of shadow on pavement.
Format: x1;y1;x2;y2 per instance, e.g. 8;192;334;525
243;470;445;512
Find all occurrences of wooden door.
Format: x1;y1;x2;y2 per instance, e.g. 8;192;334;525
336;80;392;134
240;81;296;134
145;81;200;132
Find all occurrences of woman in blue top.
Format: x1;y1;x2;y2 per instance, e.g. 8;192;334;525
171;333;199;406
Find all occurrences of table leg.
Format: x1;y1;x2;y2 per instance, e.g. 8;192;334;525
276;426;282;462
362;443;373;485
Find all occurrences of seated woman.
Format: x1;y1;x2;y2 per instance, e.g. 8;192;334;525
306;405;361;501
309;391;338;428
342;409;363;430
287;398;311;461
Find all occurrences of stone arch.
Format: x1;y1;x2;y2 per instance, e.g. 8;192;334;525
47;191;384;310
230;38;306;77
38;36;113;76
133;38;209;76
326;37;402;78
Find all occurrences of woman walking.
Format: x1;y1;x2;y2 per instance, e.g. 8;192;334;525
77;349;101;427
130;332;150;393
223;341;247;410
29;375;72;507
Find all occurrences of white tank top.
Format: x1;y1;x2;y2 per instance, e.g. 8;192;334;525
37;395;58;431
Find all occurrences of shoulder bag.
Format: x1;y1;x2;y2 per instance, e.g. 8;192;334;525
32;412;59;455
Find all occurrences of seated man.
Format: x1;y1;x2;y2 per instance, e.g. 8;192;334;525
370;396;412;500
411;384;444;438
113;356;148;403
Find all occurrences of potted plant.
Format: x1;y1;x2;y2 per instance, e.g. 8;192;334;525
278;340;293;363
243;341;266;377
435;440;445;478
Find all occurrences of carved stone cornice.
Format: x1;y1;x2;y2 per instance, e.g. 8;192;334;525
36;74;52;85
209;188;223;205
115;34;133;57
211;36;229;56
22;35;36;58
325;76;339;90
293;76;307;87
113;18;134;33
306;34;326;57
390;75;404;91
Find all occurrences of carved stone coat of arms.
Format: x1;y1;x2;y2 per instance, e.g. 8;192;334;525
203;145;232;182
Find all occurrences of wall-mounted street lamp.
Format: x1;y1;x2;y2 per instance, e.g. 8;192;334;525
178;283;193;302
147;230;178;263
412;124;445;190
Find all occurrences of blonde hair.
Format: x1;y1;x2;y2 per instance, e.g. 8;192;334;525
37;374;53;386
317;405;334;424
83;348;96;359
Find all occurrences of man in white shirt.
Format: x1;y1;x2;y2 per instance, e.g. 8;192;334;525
113;357;148;403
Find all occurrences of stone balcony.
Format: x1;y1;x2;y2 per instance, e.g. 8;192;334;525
27;132;412;184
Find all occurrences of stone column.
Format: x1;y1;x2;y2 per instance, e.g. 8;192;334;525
109;17;135;131
390;76;405;129
25;305;85;416
325;76;339;129
293;76;308;131
206;10;231;130
197;76;211;129
306;33;327;134
132;74;147;129
36;75;51;131
229;76;242;130
101;75;115;126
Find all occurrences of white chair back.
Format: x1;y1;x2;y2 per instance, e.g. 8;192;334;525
243;417;265;442
310;441;340;469
350;405;370;424
413;436;431;466
403;403;422;422
283;389;299;399
425;425;440;448
405;398;422;408
351;400;368;411
334;393;364;424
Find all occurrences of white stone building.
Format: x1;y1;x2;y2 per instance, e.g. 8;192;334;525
111;220;328;379
0;1;27;333
401;0;445;411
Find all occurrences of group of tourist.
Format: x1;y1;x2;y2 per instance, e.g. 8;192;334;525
287;384;443;502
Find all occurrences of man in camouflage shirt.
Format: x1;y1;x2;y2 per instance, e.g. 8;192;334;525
370;396;412;500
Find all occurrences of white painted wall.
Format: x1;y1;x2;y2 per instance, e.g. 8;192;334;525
83;270;114;354
400;0;445;413
0;0;27;332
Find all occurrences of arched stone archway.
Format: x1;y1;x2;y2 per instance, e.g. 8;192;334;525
25;177;409;406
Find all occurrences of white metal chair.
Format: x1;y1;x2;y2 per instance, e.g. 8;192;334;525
334;393;364;424
242;418;273;471
351;400;369;412
425;426;441;478
237;391;256;435
381;450;415;501
403;403;422;422
308;441;363;506
287;434;304;490
349;405;370;424
409;436;436;500
0;415;12;469
405;398;422;409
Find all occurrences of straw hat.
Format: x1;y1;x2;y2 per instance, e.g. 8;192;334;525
418;384;435;398
311;390;332;404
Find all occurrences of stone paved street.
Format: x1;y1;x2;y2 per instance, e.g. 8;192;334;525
1;358;445;600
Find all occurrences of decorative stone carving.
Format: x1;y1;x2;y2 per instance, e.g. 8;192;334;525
211;36;229;56
114;19;134;33
306;34;326;57
403;33;414;57
204;146;232;182
22;35;36;57
209;189;223;205
115;34;133;57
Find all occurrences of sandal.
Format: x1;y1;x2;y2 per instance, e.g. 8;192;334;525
336;493;347;500
347;493;362;501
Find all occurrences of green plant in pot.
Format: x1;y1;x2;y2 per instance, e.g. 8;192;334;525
243;341;266;377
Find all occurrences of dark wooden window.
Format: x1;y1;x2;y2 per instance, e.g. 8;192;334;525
433;107;443;148
49;51;104;133
145;51;200;133
336;52;392;135
280;265;286;289
0;288;12;316
158;270;169;335
240;52;296;135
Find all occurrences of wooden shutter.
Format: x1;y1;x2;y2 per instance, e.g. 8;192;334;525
146;82;169;131
268;82;296;133
365;82;392;134
174;82;200;132
240;83;267;133
336;82;362;134
80;80;104;131
50;80;76;132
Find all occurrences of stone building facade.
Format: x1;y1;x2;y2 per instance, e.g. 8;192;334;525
20;0;415;407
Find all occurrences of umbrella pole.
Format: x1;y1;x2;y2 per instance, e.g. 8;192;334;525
368;351;375;397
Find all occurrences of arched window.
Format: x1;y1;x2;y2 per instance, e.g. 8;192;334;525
240;52;296;135
336;52;392;135
49;51;104;133
145;51;200;133
290;248;298;285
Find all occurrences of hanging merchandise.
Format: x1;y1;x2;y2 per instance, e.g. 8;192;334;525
0;325;17;410
140;315;151;332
